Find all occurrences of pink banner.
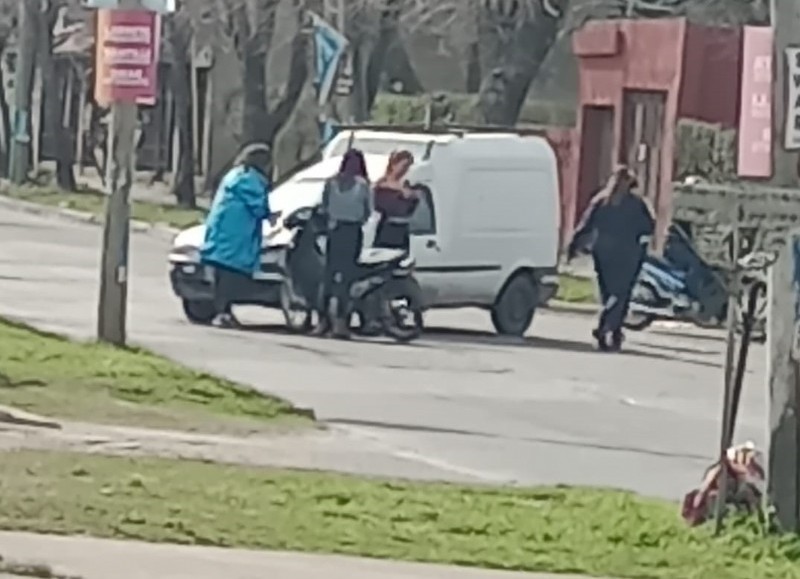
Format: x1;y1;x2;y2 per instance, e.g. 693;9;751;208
94;9;160;106
737;26;773;178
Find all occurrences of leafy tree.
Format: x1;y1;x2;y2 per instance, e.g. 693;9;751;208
476;0;566;126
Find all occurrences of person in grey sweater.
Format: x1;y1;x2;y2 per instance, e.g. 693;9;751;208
313;149;372;338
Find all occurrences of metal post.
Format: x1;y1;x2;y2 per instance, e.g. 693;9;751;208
714;210;740;534
9;0;39;184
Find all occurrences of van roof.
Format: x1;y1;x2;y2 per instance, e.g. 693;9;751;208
292;153;390;181
335;130;457;144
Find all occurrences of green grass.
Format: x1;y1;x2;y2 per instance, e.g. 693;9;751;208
2;185;205;229
0;318;309;433
555;274;597;305
1;450;799;578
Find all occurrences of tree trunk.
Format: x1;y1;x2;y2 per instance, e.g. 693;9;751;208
38;8;76;190
477;1;563;126
0;45;10;177
380;40;424;96
242;49;270;144
167;13;196;208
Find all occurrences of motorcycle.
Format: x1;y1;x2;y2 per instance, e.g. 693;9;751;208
278;206;424;342
624;225;730;331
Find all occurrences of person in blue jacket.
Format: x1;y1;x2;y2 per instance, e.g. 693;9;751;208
200;143;280;328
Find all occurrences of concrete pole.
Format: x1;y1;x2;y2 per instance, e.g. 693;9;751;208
9;0;39;184
767;230;800;532
96;0;147;345
770;0;800;186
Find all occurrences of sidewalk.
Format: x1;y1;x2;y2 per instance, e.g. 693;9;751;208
0;532;605;579
0;416;494;484
75;172;211;209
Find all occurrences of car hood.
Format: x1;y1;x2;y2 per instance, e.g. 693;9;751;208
172;220;294;251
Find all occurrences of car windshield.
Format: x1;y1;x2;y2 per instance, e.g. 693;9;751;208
328;138;431;160
269;177;326;214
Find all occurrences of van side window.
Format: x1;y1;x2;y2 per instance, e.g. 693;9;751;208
408;184;436;235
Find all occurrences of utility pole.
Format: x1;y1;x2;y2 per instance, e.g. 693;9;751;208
94;0;165;345
767;229;800;532
767;0;800;531
770;0;800;186
9;0;39;184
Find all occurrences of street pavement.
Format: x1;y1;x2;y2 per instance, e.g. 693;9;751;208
0;205;768;499
0;532;609;579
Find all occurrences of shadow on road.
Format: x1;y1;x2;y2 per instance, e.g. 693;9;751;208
424;327;722;369
229;323;724;368
424;326;597;353
328;418;712;462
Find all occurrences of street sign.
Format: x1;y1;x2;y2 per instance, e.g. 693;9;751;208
94;9;160;106
81;0;175;12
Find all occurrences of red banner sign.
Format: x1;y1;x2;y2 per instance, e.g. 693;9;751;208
737;26;773;178
94;9;160;106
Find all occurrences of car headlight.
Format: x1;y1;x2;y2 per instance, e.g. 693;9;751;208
169;245;199;262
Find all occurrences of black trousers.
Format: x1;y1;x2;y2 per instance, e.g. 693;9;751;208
322;222;363;319
212;265;250;316
593;249;644;335
374;219;410;251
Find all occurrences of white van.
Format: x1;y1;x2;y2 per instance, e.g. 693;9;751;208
169;130;560;336
398;133;560;335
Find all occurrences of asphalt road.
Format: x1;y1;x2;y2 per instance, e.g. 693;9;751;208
0;206;768;499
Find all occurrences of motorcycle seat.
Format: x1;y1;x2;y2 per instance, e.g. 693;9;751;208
358;247;406;265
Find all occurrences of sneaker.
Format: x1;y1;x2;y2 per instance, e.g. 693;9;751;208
310;322;330;337
212;313;240;329
331;318;351;340
592;328;610;352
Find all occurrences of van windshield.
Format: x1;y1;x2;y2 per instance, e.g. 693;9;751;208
329;138;431;160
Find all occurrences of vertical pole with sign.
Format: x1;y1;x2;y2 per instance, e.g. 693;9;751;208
94;0;162;345
767;228;800;532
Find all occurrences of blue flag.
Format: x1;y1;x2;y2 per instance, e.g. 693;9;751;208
309;12;348;108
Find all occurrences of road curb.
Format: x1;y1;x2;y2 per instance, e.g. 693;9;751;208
0;195;180;243
0;404;61;430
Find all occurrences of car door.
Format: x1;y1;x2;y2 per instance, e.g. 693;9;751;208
407;181;460;306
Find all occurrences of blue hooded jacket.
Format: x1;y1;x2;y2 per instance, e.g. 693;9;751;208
200;166;271;275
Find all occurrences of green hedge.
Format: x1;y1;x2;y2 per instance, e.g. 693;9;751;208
371;93;576;127
674;119;737;183
370;95;739;183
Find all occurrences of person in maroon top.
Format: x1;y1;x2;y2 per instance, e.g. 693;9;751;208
373;150;419;251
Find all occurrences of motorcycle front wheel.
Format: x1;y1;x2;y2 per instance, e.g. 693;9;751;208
623;284;657;331
381;278;424;343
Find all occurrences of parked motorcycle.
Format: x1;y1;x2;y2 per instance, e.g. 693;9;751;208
278;207;424;342
624;225;730;331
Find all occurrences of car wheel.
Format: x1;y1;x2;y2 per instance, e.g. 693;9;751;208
491;274;537;337
182;299;216;325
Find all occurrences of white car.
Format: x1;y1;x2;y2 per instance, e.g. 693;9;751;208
169;132;561;336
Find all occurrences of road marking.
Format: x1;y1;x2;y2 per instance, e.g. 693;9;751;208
328;424;514;484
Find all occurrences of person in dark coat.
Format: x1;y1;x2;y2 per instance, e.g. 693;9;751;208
313;149;372;339
200;143;280;328
373;150;418;251
567;166;655;351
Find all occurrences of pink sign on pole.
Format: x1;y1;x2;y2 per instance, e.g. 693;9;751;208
737;26;774;178
94;9;160;106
